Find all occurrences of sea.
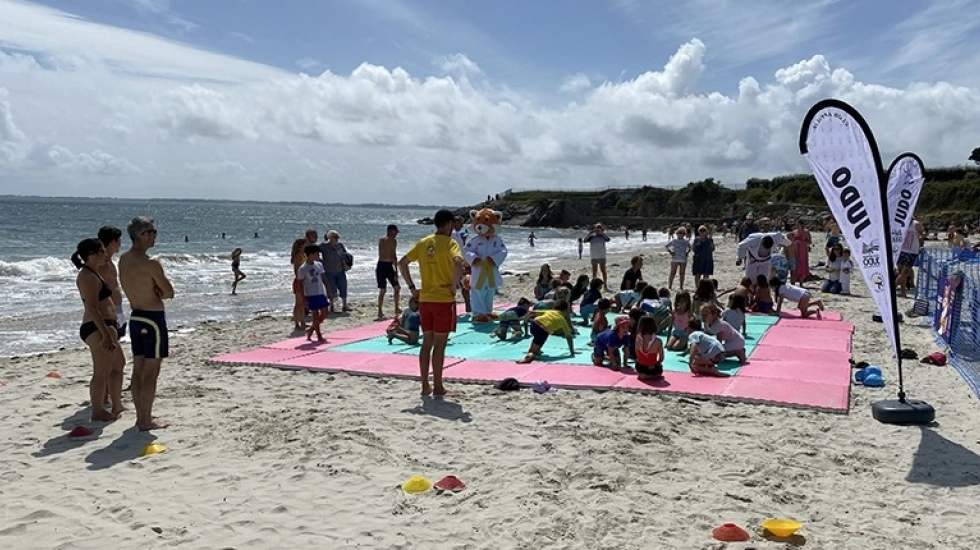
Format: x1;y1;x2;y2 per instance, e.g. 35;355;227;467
0;196;665;357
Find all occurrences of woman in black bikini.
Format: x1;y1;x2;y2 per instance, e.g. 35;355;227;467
231;247;246;295
72;238;125;421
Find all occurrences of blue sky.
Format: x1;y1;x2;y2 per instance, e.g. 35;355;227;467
1;0;978;204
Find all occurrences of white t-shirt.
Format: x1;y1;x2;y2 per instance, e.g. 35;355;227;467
778;282;809;303
297;262;326;297
721;308;745;332
586;233;610;259
825;258;841;281
900;220;923;254
667;238;690;263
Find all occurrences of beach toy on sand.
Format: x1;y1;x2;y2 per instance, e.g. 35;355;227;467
433;475;466;493
67;426;94;438
140;443;167;456
712;522;750;542
862;373;885;387
855;366;881;382
761;518;802;538
401;475;432;494
45;371;62;379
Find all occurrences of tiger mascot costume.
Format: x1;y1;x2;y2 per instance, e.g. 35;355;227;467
462;208;508;323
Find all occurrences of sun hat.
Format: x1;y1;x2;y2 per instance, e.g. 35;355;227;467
531;380;556;394
920;351;947;366
494;377;520;391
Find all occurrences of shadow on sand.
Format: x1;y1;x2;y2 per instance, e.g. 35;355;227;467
84;427;159;471
906;424;980;487
402;396;473;423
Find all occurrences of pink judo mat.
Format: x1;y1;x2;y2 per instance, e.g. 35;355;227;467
209;310;854;412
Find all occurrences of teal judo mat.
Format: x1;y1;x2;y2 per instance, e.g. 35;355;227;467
329;311;780;375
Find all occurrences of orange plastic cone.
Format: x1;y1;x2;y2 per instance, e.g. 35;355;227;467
712;522;750;542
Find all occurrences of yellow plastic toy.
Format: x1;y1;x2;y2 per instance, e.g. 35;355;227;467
140;443;167;457
761;518;802;537
401;475;432;494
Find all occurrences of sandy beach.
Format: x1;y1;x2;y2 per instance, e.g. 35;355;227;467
2;237;979;550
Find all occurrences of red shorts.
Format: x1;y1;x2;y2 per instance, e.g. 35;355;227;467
419;302;457;333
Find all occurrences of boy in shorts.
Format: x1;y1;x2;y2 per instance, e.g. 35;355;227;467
297;245;330;341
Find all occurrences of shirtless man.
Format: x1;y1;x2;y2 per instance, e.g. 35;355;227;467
376;224;401;320
97;225;128;400
119;217;174;432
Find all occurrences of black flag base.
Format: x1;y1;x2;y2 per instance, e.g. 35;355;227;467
872;397;935;424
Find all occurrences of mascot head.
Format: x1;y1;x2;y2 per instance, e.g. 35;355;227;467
470;208;502;237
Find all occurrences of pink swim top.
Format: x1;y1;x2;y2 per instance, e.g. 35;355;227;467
673;310;689;330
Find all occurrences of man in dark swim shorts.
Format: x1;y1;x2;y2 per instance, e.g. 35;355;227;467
119;216;175;432
376;224;401;320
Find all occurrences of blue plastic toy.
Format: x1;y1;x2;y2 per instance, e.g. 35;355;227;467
862;373;885;387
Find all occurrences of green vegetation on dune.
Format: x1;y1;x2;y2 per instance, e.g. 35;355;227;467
488;165;980;228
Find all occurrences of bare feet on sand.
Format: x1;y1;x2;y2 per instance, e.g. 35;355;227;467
137;418;170;432
91;411;119;422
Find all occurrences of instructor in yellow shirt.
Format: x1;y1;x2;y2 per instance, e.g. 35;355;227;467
398;209;464;396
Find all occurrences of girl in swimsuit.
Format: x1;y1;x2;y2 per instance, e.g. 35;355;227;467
231;247;246;295
72;238;125;421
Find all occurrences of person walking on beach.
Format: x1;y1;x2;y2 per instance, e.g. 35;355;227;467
231;248;246;295
376;224;402;320
398;209;464;396
584;223;611;290
119;217;174;432
73;238;125;422
738;213;759;241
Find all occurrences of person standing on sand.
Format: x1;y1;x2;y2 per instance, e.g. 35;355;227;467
376;224;402;320
790;220;811;284
97;225;128;397
398;209;464;396
290;238;309;331
584;223;611;290
119;217;174;432
73;238;125;422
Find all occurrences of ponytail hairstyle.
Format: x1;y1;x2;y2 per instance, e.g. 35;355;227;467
71;238;104;269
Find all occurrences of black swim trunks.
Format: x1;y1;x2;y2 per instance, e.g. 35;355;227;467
897;251;918;268
130;310;169;359
375;261;400;289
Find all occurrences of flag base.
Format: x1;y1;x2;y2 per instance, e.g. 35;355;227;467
871;398;935;424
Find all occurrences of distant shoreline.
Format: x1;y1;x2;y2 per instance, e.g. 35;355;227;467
0;194;456;210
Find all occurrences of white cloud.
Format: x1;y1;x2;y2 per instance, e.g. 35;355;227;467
435;53;482;76
559;73;592;94
296;58;321;71
0;0;979;205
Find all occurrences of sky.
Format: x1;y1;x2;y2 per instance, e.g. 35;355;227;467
0;0;979;205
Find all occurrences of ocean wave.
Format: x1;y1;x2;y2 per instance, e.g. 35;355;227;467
0;256;77;278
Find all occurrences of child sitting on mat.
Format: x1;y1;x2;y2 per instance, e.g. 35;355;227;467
685;318;731;377
771;277;824;319
701;303;746;362
752;275;774;314
578;277;604;326
666;290;694;351
592;316;632;369
633;316;665;380
722;293;748;337
492;298;533;340
517;301;576;364
387;297;421;345
590;298;612;343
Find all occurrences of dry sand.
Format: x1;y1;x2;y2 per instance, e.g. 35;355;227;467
2;238;979;549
